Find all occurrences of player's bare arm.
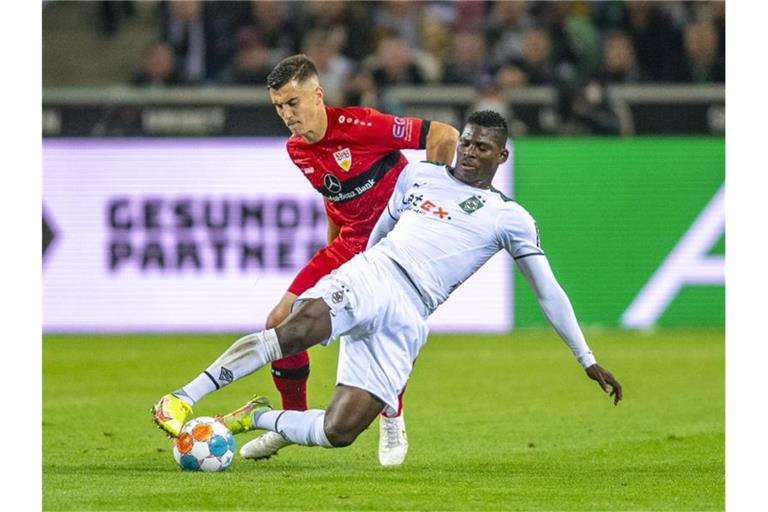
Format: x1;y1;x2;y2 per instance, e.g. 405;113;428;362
265;292;300;329
425;121;460;164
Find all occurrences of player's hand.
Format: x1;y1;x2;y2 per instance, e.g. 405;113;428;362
585;364;622;405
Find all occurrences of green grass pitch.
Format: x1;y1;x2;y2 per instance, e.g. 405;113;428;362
43;328;723;511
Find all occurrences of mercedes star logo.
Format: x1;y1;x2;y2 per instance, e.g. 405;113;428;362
323;174;342;194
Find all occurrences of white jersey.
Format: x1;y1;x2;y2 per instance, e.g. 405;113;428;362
367;161;543;313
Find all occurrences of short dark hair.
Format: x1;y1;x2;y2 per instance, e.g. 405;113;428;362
465;110;509;146
266;54;319;89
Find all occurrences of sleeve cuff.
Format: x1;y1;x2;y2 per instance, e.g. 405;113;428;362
418;120;431;149
577;352;597;368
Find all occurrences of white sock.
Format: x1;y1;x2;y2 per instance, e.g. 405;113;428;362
175;329;282;405
253;409;332;448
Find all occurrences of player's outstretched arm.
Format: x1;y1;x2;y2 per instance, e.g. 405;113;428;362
517;254;622;405
425;121;460;165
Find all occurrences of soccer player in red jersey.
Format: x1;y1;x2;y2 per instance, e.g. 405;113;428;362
152;54;459;466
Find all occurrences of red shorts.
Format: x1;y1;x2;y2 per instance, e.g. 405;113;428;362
287;235;366;296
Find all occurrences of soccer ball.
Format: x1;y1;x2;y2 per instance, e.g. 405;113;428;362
172;416;236;472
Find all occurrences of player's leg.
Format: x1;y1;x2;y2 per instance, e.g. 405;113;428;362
236;385;384;448
153;243;350;438
235;300;425;456
241;293;309;458
232;254;428;461
268;242;354;412
241;241;356;457
152;298;333;437
266;292;310;411
323;385;387;446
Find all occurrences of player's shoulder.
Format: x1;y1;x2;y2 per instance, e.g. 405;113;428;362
323;106;386;142
489;185;515;204
327;105;370;116
286;134;305;153
404;160;446;179
327;105;378;128
487;188;537;223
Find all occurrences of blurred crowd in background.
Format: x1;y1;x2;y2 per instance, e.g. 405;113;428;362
103;1;725;103
41;1;725;137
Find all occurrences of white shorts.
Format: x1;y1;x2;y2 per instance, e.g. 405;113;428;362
295;251;429;415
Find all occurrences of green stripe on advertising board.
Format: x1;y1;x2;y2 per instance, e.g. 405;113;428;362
512;137;724;328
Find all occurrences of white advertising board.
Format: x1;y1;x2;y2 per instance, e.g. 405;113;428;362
43;139;512;333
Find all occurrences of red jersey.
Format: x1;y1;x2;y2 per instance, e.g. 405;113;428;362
287;106;429;252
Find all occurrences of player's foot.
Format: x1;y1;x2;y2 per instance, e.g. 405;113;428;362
379;414;408;466
217;396;271;435
240;431;294;460
151;393;193;438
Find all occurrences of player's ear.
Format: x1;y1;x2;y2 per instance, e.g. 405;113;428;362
315;86;325;105
498;148;509;164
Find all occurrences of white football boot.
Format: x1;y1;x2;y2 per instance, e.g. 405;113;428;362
378;414;408;466
240;431;293;460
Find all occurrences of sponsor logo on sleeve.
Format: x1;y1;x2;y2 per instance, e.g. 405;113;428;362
301;167;315;175
392;116;408;139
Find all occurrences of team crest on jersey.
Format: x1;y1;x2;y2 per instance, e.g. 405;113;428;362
458;195;486;214
333;147;352;172
330;284;351;307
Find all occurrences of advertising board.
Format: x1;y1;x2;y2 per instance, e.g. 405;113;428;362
513;138;725;328
43;139;513;332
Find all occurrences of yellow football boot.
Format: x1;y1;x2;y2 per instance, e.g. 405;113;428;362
217;396;272;435
151;393;193;438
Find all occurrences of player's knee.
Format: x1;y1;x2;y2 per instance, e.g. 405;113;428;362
277;299;331;349
276;299;331;353
323;418;360;448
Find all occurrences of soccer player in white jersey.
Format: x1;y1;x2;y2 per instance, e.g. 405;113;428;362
152;110;622;457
